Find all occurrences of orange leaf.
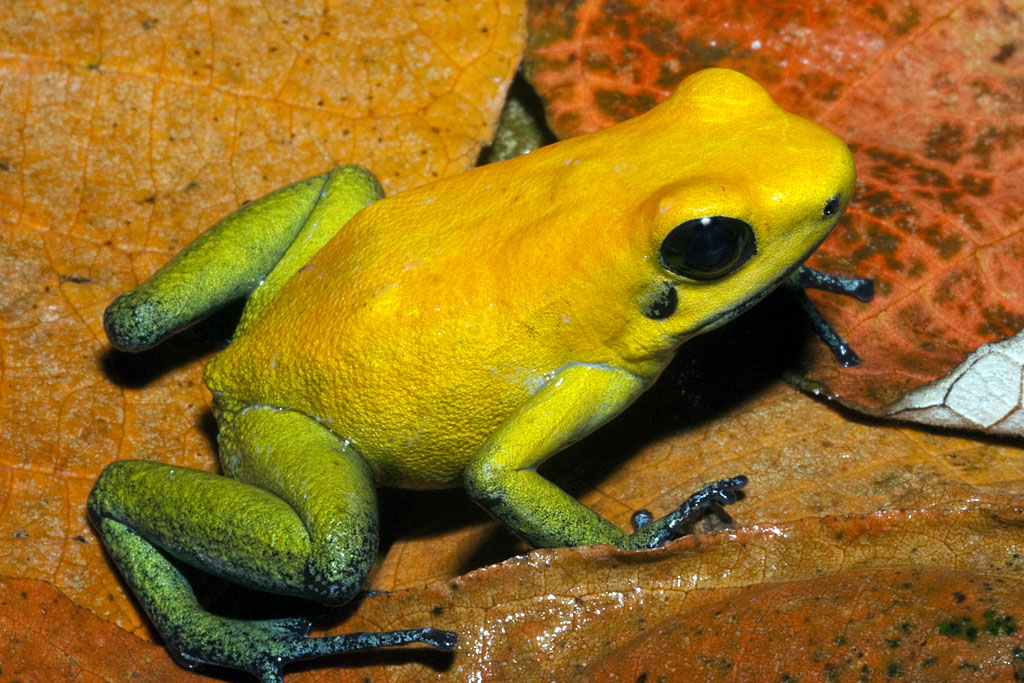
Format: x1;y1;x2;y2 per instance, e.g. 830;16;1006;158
525;0;1024;424
4;0;1024;680
0;0;524;665
313;507;1024;680
593;567;1024;680
580;509;1024;681
0;576;202;680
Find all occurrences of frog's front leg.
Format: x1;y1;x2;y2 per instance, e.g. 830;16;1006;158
88;408;455;683
464;363;747;551
105;164;382;351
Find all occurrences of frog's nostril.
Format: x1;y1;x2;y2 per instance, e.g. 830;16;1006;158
822;193;842;218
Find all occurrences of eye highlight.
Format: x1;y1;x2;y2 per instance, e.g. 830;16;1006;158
659;216;756;281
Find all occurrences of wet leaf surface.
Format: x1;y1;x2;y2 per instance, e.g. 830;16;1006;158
315;507;1024;680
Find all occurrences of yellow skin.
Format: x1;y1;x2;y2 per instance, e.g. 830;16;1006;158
89;69;856;682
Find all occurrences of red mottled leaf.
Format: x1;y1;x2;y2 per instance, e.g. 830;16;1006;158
525;0;1024;423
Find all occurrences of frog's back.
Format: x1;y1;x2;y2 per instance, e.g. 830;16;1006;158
205;69;853;487
205;151;646;486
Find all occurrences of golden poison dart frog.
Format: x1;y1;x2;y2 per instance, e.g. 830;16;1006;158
90;69;868;681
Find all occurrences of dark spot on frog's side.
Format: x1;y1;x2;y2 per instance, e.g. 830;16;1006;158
641;281;678;320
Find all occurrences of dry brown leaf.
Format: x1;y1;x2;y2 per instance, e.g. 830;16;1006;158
0;0;525;662
315;507;1024;680
0;576;204;681
3;0;1024;680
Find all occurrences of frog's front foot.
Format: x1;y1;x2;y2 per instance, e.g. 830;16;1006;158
624;475;748;550
785;265;874;367
167;612;456;683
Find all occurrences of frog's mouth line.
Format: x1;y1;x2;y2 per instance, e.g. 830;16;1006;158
680;218;840;341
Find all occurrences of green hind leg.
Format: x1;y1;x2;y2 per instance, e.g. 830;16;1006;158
88;408;455;681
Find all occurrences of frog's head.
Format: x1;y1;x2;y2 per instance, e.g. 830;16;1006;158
619;69;856;356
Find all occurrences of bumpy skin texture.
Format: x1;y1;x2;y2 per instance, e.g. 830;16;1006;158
90;69;857;682
206;69;855;486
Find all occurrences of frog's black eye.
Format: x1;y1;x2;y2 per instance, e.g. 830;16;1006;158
822;193;841;218
659;216;756;281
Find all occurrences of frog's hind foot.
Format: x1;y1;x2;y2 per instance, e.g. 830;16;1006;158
170;615;457;683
